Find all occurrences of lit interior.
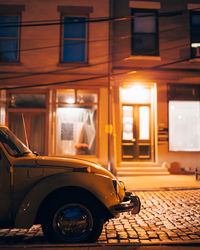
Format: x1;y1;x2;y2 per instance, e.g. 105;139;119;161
120;85;150;103
169;101;200;151
139;106;149;140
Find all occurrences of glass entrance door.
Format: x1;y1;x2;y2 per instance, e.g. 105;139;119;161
122;104;151;161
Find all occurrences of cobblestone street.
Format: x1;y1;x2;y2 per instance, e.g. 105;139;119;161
0;189;200;245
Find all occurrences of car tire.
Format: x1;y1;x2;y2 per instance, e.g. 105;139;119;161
41;195;104;243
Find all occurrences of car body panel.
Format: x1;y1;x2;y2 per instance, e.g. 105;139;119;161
0;125;140;232
15;171;119;228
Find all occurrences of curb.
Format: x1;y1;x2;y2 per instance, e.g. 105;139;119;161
129;187;200;192
0;241;200;249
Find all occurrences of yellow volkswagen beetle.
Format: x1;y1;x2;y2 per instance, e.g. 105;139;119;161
0;125;140;243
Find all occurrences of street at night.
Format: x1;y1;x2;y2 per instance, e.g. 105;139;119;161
1;0;200;249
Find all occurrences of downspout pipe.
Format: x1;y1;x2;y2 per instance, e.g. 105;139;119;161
108;0;113;172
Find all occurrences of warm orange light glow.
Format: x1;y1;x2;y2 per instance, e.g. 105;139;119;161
139;106;149;139
120;84;150;103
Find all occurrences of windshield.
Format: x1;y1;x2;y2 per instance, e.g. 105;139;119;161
0;127;32;157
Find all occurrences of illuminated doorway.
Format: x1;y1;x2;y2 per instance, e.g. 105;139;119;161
120;85;155;162
122;104;151;160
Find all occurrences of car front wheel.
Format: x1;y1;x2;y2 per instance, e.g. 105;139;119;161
41;196;104;243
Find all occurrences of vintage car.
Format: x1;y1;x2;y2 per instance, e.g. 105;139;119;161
0;125;140;243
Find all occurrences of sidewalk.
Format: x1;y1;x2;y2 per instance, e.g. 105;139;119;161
118;174;200;191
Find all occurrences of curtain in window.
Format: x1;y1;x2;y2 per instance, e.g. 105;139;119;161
9;113;45;155
56;106;96;155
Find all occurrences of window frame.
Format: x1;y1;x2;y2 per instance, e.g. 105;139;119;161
0;14;21;62
131;8;159;56
60;14;89;64
0;5;25;63
54;88;99;157
7;90;49;155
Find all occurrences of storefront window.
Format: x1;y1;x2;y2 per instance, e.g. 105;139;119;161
77;90;98;103
56;89;97;156
9;93;46;108
8;92;47;155
169;101;200;151
57;89;75;104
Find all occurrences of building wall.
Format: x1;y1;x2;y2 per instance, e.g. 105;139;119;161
0;0;110;168
112;0;200;172
1;0;200;173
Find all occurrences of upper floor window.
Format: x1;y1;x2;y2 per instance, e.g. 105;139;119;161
190;11;200;58
131;9;159;56
0;15;19;62
61;16;87;63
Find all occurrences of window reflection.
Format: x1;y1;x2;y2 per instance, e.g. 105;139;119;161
10;94;46;108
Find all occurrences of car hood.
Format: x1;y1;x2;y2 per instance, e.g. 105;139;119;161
13;156;116;179
37;156;116;179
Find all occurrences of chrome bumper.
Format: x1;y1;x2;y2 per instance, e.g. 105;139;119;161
112;192;141;214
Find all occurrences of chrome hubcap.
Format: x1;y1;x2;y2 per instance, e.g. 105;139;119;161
53;203;93;242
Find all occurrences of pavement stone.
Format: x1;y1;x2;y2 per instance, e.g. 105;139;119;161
0;189;199;245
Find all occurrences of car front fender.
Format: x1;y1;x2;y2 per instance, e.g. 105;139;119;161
15;172;119;228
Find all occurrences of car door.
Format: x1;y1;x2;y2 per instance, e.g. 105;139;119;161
0;148;12;226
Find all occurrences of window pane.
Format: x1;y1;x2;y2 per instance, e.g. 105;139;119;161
123;106;134;140
191;35;200;44
0;16;19;62
64;17;86;39
10;94;46;108
121;86;151;103
30;114;45;155
9;113;45;155
57;89;75;104
77;91;98;103
139;106;149;140
0;16;18;37
63;40;85;62
133;34;156;52
56;106;97;155
9;113;25;144
0;39;18;61
169;101;200;151
132;10;158;56
191;13;200;25
134;13;156;33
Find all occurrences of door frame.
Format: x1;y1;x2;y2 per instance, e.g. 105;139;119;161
119;84;156;163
